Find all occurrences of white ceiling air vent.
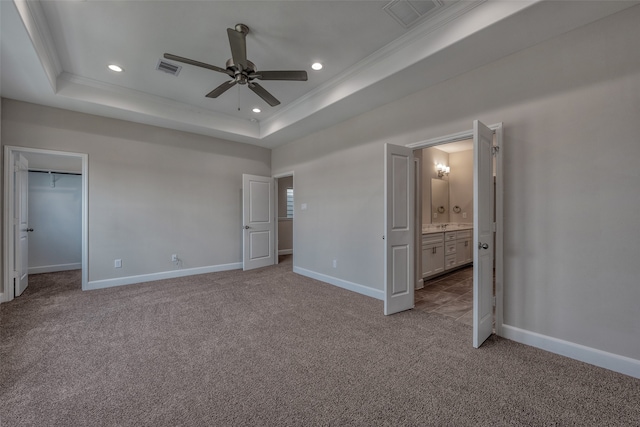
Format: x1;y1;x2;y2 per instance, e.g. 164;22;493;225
156;59;182;76
383;0;443;28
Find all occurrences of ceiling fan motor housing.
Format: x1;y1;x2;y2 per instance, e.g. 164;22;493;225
226;59;257;85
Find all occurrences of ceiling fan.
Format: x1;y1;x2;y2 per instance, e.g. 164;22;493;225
164;24;308;107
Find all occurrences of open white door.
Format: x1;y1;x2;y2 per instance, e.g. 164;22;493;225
384;143;415;315
473;120;495;347
242;174;275;271
14;154;30;297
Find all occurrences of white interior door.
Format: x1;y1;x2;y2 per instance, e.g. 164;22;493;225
473;120;495;347
14;154;30;297
384;143;415;315
242;174;275;271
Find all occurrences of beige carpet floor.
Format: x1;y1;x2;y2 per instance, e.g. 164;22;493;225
1;259;639;426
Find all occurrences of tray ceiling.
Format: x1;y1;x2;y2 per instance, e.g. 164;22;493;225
1;0;636;148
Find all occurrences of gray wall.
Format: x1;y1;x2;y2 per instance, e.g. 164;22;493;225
448;150;473;224
28;171;82;273
272;6;640;361
2;100;271;283
421;147;450;225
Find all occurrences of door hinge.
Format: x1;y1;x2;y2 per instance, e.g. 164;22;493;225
491;146;500;156
492;222;497;232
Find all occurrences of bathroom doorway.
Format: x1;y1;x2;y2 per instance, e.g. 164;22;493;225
415;140;476;324
406;123;504;341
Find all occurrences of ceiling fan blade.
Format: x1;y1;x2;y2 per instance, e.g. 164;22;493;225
206;81;237;98
227;28;248;71
248;82;280;107
253;70;308;81
164;53;233;76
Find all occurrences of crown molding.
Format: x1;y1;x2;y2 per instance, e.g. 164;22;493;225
259;0;541;139
13;0;501;144
259;0;493;137
13;0;62;92
57;72;261;140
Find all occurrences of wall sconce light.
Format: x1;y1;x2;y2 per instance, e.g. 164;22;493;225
436;163;450;178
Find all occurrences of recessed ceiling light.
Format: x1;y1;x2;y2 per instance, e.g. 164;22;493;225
252;108;261;113
311;62;323;71
108;64;123;72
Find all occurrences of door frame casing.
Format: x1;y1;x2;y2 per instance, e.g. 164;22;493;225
2;146;89;302
405;123;504;337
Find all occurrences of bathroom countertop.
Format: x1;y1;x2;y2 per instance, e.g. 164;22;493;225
422;224;473;234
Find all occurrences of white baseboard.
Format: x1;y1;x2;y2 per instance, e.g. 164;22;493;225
29;263;82;274
501;324;640;379
85;262;242;291
293;266;384;300
278;249;293;255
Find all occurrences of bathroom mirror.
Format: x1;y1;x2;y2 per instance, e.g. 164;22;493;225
431;178;449;224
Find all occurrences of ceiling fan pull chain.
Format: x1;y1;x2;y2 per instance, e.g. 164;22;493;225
237;85;241;111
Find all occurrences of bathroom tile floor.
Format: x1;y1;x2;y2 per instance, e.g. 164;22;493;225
415;266;474;326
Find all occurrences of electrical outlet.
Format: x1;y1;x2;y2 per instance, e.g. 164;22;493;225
332;259;337;268
462;212;467;219
171;254;178;262
114;259;122;268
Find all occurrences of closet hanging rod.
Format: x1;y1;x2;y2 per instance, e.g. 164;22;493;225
28;169;81;176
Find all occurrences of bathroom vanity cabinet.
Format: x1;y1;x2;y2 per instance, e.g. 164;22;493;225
422;227;473;280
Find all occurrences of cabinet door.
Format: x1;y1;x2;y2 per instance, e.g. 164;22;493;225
455;240;466;266
422;244;444;278
422;246;431;277
455;239;473;266
463;239;472;264
433;244;445;275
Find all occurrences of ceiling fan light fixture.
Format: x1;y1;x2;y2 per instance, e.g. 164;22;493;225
311;62;323;71
107;64;123;72
252;108;261;113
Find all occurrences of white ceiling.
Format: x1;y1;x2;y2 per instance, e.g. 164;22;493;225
435;139;473;154
2;0;637;148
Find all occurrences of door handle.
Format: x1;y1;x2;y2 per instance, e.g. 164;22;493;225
26;228;34;232
243;225;250;229
478;242;489;250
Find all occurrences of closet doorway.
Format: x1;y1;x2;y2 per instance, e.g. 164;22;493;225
3;146;88;302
